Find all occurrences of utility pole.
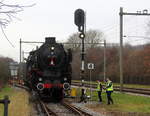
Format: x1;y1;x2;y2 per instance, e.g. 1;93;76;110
103;40;106;82
19;38;22;79
19;40;44;61
119;7;150;92
22;51;24;62
20;38;22;63
119;7;123;92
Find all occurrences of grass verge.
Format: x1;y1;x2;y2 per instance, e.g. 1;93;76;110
75;88;150;113
0;86;31;116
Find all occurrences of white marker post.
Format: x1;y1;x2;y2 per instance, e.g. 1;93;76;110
88;63;94;100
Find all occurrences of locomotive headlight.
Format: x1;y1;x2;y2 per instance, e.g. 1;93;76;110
51;47;54;50
64;77;67;81
39;78;42;81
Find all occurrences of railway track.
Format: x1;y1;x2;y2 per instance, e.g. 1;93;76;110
72;82;150;95
14;82;150;96
38;100;93;116
14;84;30;91
38;100;57;116
15;82;150;95
14;83;94;116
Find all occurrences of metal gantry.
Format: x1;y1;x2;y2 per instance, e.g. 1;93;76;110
119;7;150;92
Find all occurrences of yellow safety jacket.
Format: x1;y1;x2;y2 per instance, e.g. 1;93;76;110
106;80;113;91
97;82;102;91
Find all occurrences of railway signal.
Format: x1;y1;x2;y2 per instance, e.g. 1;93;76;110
74;9;87;102
74;9;85;32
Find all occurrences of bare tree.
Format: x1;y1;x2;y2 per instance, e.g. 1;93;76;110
65;33;81;52
65;29;105;80
0;0;35;47
85;30;105;48
0;1;35;27
0;56;13;85
65;29;105;52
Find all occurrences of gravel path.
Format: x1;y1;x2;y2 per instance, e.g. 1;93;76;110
72;101;106;116
47;103;80;116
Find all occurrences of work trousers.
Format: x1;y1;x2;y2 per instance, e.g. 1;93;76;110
98;91;102;102
106;91;113;105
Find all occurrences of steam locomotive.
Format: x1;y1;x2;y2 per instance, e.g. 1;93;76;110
25;37;72;101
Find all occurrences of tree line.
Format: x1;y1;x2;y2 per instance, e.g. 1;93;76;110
0;56;13;88
0;29;150;87
66;30;150;85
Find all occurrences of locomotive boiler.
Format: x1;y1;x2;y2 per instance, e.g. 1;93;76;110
25;37;72;101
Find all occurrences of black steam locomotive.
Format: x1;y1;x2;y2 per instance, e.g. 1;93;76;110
25;37;72;101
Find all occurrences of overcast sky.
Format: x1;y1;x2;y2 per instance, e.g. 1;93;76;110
0;0;150;61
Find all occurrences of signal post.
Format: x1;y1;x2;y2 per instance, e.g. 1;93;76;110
74;9;87;102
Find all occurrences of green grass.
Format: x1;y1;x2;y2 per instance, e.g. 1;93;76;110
75;88;150;113
0;86;13;116
0;85;13;99
0;86;31;116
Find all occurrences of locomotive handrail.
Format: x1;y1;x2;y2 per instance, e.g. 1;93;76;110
0;96;10;116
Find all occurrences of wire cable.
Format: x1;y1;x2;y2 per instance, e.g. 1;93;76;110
0;25;15;48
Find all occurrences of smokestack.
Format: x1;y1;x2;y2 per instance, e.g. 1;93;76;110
45;37;56;43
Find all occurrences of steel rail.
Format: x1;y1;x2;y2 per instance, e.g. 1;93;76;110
15;84;92;115
14;84;30;91
61;101;93;116
39;100;58;116
61;101;82;115
72;82;150;95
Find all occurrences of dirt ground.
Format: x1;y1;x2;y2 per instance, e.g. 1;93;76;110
7;87;31;116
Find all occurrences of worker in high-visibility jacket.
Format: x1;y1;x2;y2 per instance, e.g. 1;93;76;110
97;80;103;102
105;78;114;105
